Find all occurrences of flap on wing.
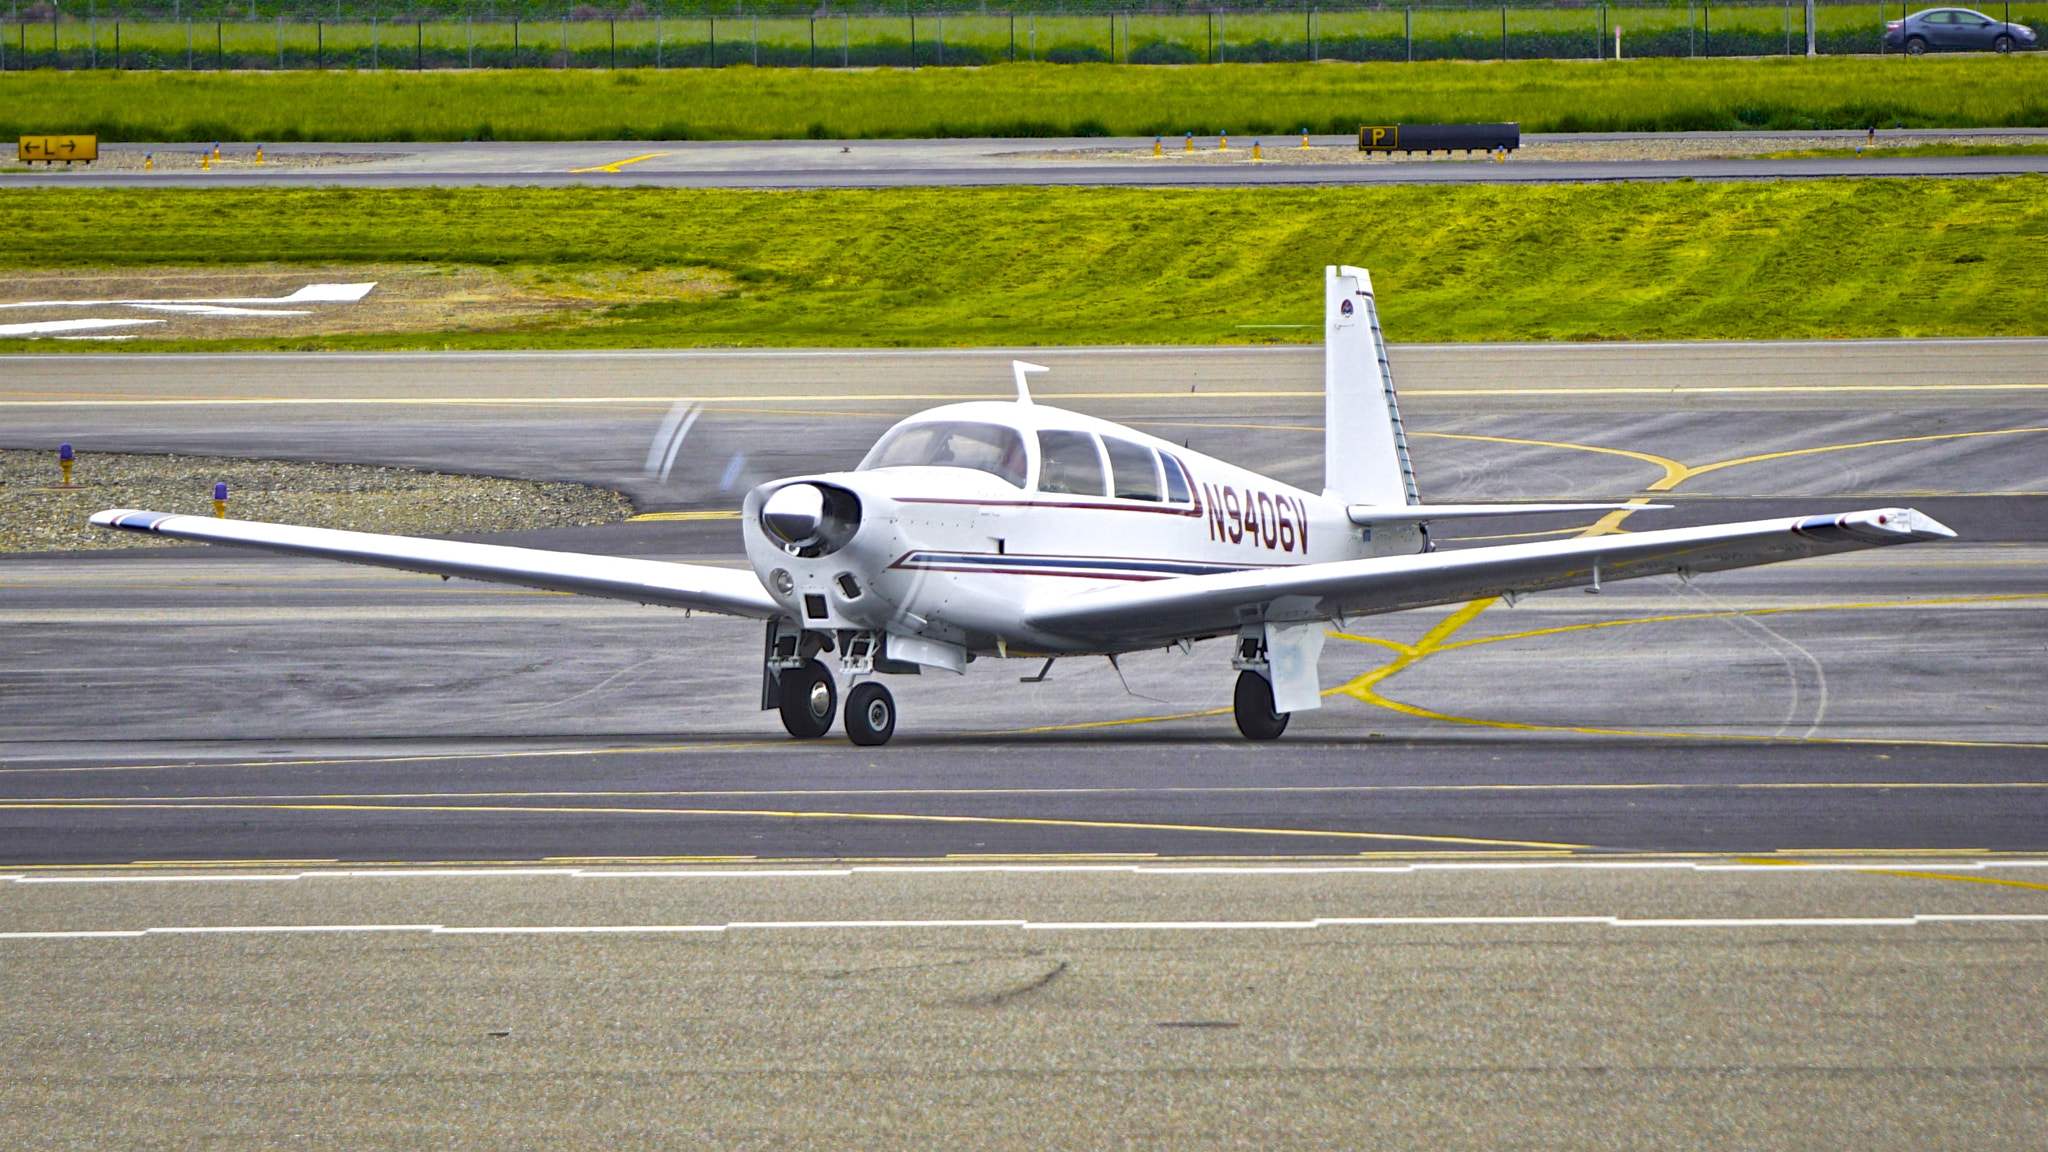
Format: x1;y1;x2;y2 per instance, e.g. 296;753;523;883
1347;502;1669;524
1025;507;1954;647
91;509;781;620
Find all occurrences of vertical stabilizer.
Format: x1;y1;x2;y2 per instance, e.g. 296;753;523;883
1323;265;1419;506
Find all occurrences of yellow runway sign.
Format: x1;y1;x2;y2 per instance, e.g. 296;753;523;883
1359;126;1399;151
19;135;98;164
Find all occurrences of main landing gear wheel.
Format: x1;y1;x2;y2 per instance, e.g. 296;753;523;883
1233;670;1290;741
778;659;837;739
844;681;897;747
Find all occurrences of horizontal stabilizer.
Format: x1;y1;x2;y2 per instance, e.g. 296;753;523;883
1348;502;1670;525
89;509;780;620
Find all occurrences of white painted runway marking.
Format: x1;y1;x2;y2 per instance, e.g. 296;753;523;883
6;858;2047;884
5;913;2047;942
0;318;164;338
0;283;376;309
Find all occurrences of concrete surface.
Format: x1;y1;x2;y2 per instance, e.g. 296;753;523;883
9;131;2048;189
2;340;2043;862
3;860;2047;1149
4;339;2046;1146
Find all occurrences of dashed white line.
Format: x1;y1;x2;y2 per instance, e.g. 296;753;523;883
5;913;2047;942
6;858;2047;884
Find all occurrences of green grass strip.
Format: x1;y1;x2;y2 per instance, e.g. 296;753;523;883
3;177;2044;349
4;56;2048;142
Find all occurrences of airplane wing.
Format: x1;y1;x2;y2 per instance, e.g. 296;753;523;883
90;509;781;619
1346;502;1667;524
1025;507;1955;647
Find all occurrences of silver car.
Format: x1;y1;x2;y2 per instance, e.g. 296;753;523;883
1885;7;2038;52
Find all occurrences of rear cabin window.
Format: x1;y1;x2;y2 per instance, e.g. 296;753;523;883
1161;453;1193;504
1036;430;1107;497
1102;437;1163;502
860;421;1028;489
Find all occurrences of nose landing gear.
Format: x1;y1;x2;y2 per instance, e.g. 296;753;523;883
845;681;897;746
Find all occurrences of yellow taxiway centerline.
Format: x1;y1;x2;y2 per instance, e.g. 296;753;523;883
0;798;1589;852
567;151;672;174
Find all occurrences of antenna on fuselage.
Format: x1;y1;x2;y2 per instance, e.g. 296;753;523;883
1012;360;1049;405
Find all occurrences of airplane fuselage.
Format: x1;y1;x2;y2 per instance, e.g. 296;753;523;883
741;400;1425;657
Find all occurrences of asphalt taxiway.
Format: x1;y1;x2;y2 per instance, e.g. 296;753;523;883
4;856;2048;1139
12;130;2048;188
3;340;2044;864
6;340;2047;1147
4;858;2048;1149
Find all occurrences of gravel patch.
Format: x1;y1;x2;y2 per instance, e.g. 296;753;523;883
1028;132;2048;165
1;449;633;553
88;147;406;172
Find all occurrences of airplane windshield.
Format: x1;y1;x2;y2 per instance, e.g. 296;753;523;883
859;420;1029;488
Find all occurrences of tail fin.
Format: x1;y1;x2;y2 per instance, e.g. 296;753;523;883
1323;265;1419;506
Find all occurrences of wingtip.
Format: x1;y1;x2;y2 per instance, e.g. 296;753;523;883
90;508;173;531
1900;508;1959;540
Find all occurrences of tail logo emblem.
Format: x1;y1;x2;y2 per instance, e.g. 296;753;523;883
1340;299;1354;317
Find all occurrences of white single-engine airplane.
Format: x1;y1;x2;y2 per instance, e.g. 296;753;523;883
93;267;1955;745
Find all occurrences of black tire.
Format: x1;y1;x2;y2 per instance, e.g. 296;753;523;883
844;681;897;747
1995;34;2014;53
1232;670;1290;741
1904;35;1928;54
777;659;836;739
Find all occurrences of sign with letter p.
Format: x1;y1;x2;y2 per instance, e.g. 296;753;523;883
1358;125;1399;152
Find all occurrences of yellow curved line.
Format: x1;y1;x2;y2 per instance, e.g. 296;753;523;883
1431;593;2048;654
1346;678;2048;750
1683;425;2048;483
1328;592;2048;747
1411;431;1689;488
1326;422;2048;727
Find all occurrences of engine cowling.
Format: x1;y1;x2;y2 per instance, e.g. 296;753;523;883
759;482;862;558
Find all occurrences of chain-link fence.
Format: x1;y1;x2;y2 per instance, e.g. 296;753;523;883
2;1;2039;69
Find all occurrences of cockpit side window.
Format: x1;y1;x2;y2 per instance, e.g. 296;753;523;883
859;421;1028;488
1102;436;1163;502
1036;430;1107;497
1160;453;1193;504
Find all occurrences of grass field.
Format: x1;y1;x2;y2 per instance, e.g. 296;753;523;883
11;4;2045;70
3;55;2046;142
2;178;2042;350
9;5;2001;69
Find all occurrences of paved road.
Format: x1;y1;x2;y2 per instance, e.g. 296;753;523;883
12;130;2048;188
6;342;2046;1145
5;860;2048;1148
3;340;2044;863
